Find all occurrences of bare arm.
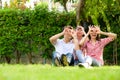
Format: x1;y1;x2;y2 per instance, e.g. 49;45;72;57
49;32;64;45
96;26;117;40
101;31;117;39
79;26;91;46
71;30;80;50
79;32;89;46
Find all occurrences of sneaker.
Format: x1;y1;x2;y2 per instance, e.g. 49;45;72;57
78;63;92;69
61;54;69;66
54;57;61;66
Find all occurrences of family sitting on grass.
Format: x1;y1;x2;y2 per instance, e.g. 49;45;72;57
49;25;117;68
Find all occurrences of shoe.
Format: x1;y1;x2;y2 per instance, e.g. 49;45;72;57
78;63;92;69
54;57;61;66
61;54;69;66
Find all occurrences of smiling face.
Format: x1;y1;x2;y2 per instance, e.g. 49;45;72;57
76;26;84;38
89;27;98;39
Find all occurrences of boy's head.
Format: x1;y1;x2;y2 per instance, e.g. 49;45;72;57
63;25;73;39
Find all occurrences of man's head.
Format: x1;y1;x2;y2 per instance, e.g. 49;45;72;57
63;25;73;40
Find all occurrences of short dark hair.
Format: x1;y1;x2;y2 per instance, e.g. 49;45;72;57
64;25;73;29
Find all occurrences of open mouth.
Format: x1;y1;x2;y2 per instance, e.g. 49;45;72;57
92;34;97;37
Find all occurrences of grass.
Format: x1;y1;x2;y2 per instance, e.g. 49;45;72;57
0;64;120;80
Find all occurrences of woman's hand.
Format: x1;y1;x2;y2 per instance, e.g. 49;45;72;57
95;25;101;34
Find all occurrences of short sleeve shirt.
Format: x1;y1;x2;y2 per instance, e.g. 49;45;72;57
54;39;75;56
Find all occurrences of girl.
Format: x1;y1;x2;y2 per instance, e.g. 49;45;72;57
75;25;117;68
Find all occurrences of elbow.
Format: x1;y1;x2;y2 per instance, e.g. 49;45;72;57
114;34;117;39
49;37;52;43
111;33;117;40
49;37;55;44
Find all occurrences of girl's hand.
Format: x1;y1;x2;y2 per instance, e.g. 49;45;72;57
95;25;101;34
88;25;93;34
81;26;86;35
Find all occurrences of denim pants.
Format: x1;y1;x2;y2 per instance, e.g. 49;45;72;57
75;50;102;66
52;51;74;66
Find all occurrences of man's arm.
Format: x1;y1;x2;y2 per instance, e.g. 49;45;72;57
49;32;64;45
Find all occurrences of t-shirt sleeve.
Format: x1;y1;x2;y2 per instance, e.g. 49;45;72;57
54;39;60;46
101;37;114;46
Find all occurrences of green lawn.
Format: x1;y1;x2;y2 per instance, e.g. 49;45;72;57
0;64;120;80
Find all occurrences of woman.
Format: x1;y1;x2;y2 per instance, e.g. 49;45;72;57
73;26;87;65
79;26;116;67
76;25;117;68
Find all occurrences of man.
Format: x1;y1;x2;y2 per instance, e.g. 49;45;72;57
49;25;74;66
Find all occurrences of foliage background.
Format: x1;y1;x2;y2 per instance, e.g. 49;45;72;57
0;0;119;65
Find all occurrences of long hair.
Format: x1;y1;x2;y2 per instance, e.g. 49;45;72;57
88;34;101;41
88;26;101;41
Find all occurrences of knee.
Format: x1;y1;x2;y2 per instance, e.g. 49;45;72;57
67;53;72;56
76;50;82;55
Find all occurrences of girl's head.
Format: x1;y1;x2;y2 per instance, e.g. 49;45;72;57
89;26;100;40
76;26;84;38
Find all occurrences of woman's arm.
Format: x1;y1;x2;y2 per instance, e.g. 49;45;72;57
96;26;117;40
100;31;117;40
79;26;92;46
71;30;80;50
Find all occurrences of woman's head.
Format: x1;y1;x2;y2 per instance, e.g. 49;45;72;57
89;26;100;40
76;26;84;38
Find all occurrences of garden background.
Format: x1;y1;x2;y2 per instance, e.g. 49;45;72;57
0;0;120;65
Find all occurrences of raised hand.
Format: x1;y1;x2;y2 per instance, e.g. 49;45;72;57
81;26;86;35
71;29;77;38
62;27;69;34
95;25;101;34
88;25;93;34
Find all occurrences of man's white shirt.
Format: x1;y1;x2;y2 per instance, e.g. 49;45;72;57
54;39;74;57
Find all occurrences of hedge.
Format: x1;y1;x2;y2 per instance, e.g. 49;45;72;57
0;2;119;65
0;4;76;64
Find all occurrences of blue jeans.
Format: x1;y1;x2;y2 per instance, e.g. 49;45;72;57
75;50;85;63
91;57;102;66
75;50;102;66
52;51;74;66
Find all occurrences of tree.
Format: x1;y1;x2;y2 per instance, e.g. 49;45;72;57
54;0;69;12
76;0;84;25
82;0;120;64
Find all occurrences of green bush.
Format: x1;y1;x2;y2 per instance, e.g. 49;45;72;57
81;0;120;65
0;1;119;65
0;4;76;63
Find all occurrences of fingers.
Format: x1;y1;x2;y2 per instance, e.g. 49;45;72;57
88;25;101;34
